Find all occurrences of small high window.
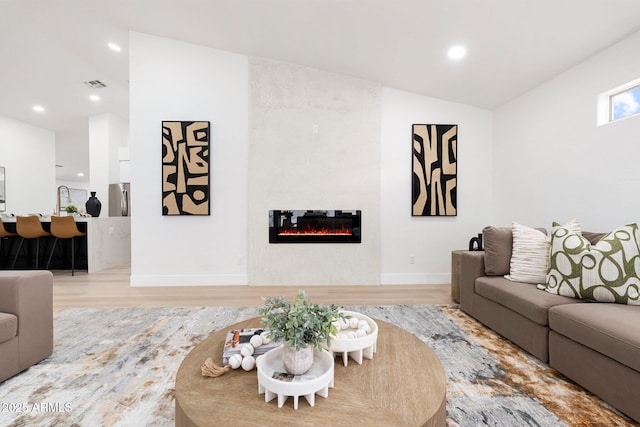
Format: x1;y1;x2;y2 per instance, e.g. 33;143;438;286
598;78;640;125
611;84;640;121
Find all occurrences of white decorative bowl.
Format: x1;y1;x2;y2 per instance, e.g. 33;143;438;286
256;345;334;410
327;310;378;366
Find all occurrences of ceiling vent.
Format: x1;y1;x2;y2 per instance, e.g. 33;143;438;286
84;80;107;89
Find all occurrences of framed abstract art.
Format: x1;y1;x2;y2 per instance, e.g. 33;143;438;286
412;124;457;216
162;121;210;215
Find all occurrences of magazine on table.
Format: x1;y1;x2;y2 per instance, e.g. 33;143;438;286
271;370;321;382
222;328;281;364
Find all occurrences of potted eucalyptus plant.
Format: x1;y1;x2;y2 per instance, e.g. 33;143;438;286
259;289;343;375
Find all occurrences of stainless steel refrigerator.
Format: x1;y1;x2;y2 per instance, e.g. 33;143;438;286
109;183;130;216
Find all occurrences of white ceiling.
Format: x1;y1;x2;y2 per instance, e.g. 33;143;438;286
2;0;640;181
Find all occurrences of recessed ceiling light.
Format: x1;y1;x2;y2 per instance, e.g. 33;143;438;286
77;172;85;177
89;95;100;101
108;42;121;52
33;105;45;113
447;45;467;60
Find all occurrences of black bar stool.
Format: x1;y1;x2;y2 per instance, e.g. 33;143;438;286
11;216;52;269
46;216;86;276
0;218;17;268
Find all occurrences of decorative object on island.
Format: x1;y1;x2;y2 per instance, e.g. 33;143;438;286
64;204;78;214
85;192;101;217
326;310;378;367
161;121;210;216
412;124;457;216
259;290;343;375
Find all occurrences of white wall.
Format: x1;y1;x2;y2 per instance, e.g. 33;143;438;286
108;114;129;185
381;88;493;284
248;58;381;285
493;30;640;231
0;115;55;214
129;32;249;286
128;32;497;286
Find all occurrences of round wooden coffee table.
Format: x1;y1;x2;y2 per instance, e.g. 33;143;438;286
175;317;446;426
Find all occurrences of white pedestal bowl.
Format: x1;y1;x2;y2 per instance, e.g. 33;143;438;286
327;310;378;367
256;345;334;410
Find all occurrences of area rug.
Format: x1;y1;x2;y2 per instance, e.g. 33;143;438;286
0;305;635;426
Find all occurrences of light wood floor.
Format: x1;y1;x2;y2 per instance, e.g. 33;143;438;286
52;265;454;312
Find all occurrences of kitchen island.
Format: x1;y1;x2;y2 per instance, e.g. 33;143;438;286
1;216;130;273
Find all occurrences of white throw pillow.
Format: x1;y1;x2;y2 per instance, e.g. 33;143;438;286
505;219;580;284
505;222;549;284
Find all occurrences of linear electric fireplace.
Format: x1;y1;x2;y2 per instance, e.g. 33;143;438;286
269;210;361;243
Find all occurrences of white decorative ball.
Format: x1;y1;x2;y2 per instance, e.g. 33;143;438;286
332;320;341;331
361;324;372;334
240;343;254;357
250;334;263;348
338;318;350;330
229;354;243;369
347;331;357;339
356;328;367;337
357;319;369;329
260;331;271;344
349;317;359;329
337;331;348;340
241;355;256;371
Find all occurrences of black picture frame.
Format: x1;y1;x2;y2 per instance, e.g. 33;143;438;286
412;124;457;216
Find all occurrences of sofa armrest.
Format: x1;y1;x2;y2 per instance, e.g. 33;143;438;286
459;251;485;316
0;271;53;369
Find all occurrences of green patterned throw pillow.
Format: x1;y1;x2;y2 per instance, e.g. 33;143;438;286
537;223;640;305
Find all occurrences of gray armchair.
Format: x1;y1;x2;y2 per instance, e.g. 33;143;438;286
0;270;53;383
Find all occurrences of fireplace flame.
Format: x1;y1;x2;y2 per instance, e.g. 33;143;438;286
278;224;353;236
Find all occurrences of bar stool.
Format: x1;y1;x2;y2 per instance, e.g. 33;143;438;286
45;216;86;276
0;218;17;268
11;216;52;269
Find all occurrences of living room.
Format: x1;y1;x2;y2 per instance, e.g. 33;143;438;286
1;1;640;425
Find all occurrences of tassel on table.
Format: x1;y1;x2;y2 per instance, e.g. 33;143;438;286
201;357;232;377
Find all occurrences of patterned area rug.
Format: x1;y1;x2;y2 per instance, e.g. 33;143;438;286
0;305;635;426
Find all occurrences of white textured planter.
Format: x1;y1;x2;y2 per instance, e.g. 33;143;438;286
283;344;314;375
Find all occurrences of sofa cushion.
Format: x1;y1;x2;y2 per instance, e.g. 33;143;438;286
475;276;582;325
538;223;640;305
549;303;640;372
0;312;17;344
506;220;579;284
483;226;512;276
582;231;606;245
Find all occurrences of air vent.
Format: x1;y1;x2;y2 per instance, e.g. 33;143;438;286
84;80;107;89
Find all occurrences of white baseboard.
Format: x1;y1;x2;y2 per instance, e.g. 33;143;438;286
130;273;449;287
380;273;451;285
130;274;248;287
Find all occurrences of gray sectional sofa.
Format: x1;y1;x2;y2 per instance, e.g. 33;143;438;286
459;227;640;423
0;270;53;383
